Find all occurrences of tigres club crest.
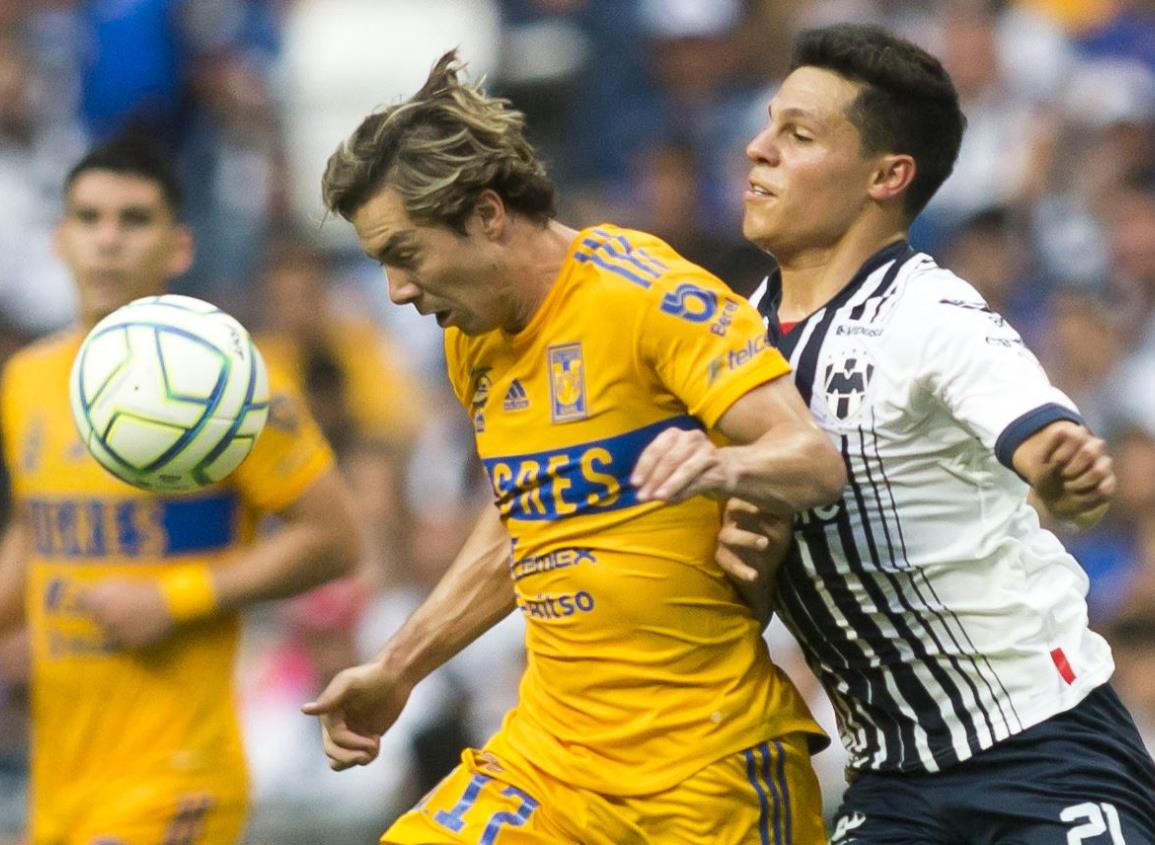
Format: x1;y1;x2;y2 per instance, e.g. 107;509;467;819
547;343;587;423
823;352;874;420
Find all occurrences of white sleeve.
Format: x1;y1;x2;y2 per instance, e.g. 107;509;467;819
917;290;1083;471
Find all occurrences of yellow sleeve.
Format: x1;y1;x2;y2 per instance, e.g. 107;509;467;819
0;359;19;479
640;271;791;430
231;365;335;513
344;331;425;442
442;328;472;411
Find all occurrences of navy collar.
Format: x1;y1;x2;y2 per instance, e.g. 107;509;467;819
759;240;913;346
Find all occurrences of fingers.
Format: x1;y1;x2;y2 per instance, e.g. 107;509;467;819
718;522;770;552
632;429;726;503
1039;423;1081;467
715;545;761;583
1056;435;1106;480
317;715;380;771
723;498;761;518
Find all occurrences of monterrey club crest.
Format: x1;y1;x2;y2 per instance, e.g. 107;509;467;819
823;353;874;420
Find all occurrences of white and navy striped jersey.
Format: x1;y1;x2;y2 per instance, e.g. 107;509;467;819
753;242;1115;775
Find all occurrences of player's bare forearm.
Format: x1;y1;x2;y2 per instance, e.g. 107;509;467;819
302;504;515;773
719;424;845;515
212;467;361;611
1013;420;1115;530
634;378;844;514
375;501;516;688
0;522;28;634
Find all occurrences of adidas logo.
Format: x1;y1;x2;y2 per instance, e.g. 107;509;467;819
503;379;529;411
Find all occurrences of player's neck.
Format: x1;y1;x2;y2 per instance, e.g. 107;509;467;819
502;219;580;334
776;227;907;322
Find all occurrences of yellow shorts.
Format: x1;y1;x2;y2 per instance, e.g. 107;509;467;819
383;734;825;845
32;785;246;845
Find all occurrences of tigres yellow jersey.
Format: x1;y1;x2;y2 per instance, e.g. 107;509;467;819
257;318;424;446
0;329;333;836
445;225;825;796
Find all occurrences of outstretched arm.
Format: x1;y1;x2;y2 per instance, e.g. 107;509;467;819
1013;420;1114;530
632;376;845;515
0;521;27;635
302;501;516;770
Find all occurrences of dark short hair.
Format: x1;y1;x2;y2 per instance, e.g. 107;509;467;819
64;135;184;214
322;49;556;232
792;24;966;219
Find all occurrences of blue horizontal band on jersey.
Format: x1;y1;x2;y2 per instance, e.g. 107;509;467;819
994;403;1086;476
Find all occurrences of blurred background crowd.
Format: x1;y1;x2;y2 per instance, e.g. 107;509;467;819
1;0;1155;841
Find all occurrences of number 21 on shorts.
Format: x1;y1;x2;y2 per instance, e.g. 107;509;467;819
1061;802;1125;845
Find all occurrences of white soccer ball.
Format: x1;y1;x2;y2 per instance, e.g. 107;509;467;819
69;294;270;493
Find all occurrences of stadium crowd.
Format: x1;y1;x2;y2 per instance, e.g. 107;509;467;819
1;0;1154;841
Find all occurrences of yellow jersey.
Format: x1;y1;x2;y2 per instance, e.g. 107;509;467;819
257;318;423;447
0;329;333;835
445;225;825;796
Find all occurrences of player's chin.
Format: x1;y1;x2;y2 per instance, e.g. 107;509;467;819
740;215;778;252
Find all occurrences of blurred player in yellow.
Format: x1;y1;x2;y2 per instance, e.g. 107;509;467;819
0;136;361;844
302;52;846;844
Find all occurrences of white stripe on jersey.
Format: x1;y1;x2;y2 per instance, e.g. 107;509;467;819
761;244;1114;774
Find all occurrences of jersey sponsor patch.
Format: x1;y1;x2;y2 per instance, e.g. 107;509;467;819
470;366;493;432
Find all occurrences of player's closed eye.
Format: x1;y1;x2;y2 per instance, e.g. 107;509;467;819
120;208;154;227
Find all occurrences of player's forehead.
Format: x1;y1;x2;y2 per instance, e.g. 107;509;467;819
351;186;418;248
769;66;862;125
66;169;169;211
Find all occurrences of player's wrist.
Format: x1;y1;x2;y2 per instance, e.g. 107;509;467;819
157;564;219;623
714;447;743;499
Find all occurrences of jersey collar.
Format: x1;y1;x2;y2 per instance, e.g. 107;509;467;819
757;240;913;349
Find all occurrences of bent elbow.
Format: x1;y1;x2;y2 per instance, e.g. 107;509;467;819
806;438;846;509
317;507;363;581
332;521;363;578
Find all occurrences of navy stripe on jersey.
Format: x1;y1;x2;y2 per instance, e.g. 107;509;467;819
763;242;913;400
861;413;1024;739
994;402;1085;472
768;243;1028;772
845;426;1017;759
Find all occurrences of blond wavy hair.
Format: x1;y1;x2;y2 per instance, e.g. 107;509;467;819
322;50;556;231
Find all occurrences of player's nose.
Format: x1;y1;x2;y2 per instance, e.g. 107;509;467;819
93;218;126;253
384;267;420;305
745;127;780;166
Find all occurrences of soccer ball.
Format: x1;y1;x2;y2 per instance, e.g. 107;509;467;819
69;294;269;493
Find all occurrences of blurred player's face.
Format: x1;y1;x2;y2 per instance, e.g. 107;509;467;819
352;186;510;335
56;170;193;328
742;67;882;259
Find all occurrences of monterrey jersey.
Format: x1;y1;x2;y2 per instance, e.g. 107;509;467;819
0;330;333;838
445;225;825;796
752;242;1114;775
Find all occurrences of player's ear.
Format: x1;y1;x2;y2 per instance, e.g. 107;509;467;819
867;154;916;204
474;189;507;240
166;224;195;278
